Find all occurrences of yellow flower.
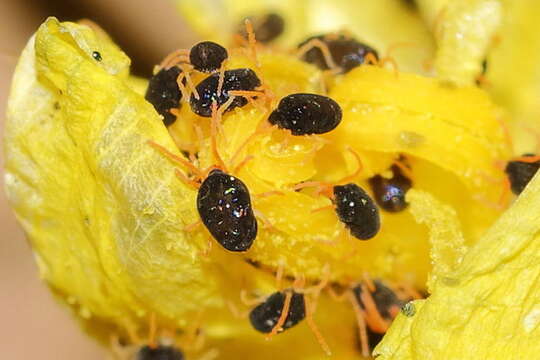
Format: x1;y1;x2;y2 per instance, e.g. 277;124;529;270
4;0;538;359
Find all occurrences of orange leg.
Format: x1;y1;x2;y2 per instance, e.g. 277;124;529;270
327;286;349;302
297;38;338;71
347;290;370;358
267;290;293;338
305;296;332;356
159;49;190;69
513;155;540;163
229;121;274;169
393;157;414;181
233;155;254;174
298;264;331;297
364;52;379;66
209;101;229;171
244;18;261;68
228;90;266;111
173;169;200;189
253;209;276;231
184;219;202;232
200;237;214;257
362;272;376;293
148;312;157;348
275;262;285;289
240;289;268;306
254;190;286;198
176;72;191;102
217;59;227;95
359;284;389;333
147;140;203;178
337;146;364;184
311;204;334;214
292;181;334;199
179;63;200;100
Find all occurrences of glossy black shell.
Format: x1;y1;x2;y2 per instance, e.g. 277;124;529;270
197;169;257;252
145;66;182;126
268;93;342;135
249;291;306;333
190;68;261;117
189;41;228;73
368;165;412;212
352;280;405;320
333;183;380;240
136;345;184;360
505;155;540;195
239;13;285;43
299;34;379;73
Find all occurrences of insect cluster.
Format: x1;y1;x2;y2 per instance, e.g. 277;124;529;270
138;11;479;359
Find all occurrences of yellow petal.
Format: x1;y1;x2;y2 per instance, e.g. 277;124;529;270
375;170;540;359
416;0;502;85
4;15;516;360
176;0;435;74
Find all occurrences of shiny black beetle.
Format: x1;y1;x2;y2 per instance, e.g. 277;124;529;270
197;169;257;252
249;290;306;333
190;68;261;117
268;93;342;135
333;183;380;240
136;345;184;360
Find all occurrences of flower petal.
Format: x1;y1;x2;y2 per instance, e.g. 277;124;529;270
375;171;540;359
